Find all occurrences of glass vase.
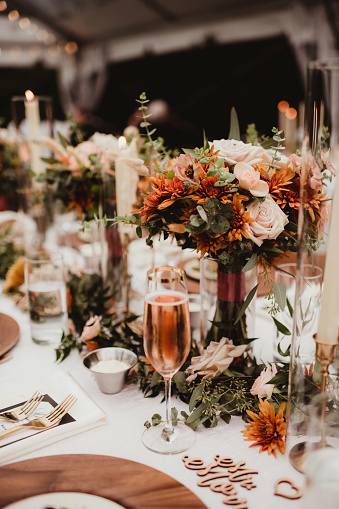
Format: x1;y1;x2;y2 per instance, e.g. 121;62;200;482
286;58;339;472
200;257;257;348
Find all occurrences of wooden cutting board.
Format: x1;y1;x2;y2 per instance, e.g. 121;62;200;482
0;313;20;358
0;454;208;509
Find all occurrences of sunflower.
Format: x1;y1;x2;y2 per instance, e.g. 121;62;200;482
241;399;286;457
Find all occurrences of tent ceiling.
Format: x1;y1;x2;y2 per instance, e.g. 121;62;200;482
4;0;325;46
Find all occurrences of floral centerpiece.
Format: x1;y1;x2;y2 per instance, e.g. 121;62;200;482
122;101;334;350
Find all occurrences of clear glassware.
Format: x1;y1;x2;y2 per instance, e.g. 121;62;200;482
142;266;195;454
302;391;339;507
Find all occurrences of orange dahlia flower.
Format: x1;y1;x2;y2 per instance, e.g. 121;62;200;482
242;399;286;457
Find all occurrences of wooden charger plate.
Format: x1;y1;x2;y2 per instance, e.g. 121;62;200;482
0;313;20;357
0;454;208;509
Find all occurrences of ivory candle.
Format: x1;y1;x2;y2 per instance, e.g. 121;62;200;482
317;157;339;345
115;157;139;238
24;90;41;174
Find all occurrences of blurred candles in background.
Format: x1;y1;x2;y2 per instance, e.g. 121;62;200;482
24;90;41;174
277;100;298;154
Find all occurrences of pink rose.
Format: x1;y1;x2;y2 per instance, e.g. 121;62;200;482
212;139;271;166
250;364;277;398
234;162;269;197
185;337;247;382
173;153;201;183
245;195;289;246
318;198;331;236
80;315;101;342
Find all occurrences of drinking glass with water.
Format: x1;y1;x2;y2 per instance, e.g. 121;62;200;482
24;252;68;344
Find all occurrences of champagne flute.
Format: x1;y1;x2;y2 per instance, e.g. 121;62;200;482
142;265;195;454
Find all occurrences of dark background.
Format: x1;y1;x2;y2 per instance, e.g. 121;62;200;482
0;34;304;149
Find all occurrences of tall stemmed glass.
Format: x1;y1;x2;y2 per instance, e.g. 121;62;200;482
142;266;195;454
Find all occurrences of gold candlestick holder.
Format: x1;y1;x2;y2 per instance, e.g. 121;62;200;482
288;334;338;473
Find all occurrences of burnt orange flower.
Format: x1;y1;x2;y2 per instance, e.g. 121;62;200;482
68;186;94;216
191;176;233;205
3;256;25;292
242;398;286;457
136;173;197;221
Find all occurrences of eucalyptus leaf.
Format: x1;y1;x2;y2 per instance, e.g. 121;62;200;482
272;317;291;335
234;283;259;324
210;216;229;234
242;253;257;272
273;282;286;311
189;384;204;412
197;205;208;222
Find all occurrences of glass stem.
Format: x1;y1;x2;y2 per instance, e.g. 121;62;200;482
164;376;174;434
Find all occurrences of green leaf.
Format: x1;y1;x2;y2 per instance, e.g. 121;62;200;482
197;205;208;222
150;371;163;388
189;384;204;412
228;107;240;141
136;225;142;238
182;148;200;159
171;407;178;426
286;296;293;318
210;216;229;234
272;317;291;335
242;253;257;272
151;413;162;426
273;282;286;311
234;283;259;324
187;401;209;423
166;169;175;179
277;339;290;357
57;131;70;149
173;371;188;393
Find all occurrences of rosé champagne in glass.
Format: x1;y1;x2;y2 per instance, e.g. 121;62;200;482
142;267;195;454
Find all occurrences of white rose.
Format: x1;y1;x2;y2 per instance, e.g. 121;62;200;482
246;195;288;246
212;139;270;166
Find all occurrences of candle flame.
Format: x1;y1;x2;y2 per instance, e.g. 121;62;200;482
25;90;35;101
285;107;297;120
277;100;289;113
118;136;127;150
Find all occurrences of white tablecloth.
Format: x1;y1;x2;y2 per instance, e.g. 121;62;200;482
0;284;305;509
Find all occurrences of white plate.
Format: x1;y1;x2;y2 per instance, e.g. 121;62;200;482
184;259;201;280
3;492;125;509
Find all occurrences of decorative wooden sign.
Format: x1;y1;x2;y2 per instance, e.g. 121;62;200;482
182;454;258;508
274;478;303;500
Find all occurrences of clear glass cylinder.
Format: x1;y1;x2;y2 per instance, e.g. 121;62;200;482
287;58;339;470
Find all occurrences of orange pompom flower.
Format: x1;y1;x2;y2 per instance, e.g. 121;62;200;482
241;398;286;457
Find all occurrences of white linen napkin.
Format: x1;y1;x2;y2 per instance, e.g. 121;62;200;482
0;370;106;465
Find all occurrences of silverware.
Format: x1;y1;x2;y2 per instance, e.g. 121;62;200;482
0;391;44;422
0;394;77;440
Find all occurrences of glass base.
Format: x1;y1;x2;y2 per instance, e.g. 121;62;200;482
142;422;195;455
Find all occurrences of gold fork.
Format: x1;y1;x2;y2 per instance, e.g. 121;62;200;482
0;391;44;422
0;394;77;440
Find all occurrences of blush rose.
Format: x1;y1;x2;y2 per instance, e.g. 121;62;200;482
250;364;277;398
234;162;269;197
212;139;271;166
185;337;247;382
245;195;289;246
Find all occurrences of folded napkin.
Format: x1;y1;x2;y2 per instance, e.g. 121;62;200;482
0;371;106;465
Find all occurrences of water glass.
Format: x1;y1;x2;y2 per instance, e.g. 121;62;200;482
274;263;323;363
24;252;68;344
